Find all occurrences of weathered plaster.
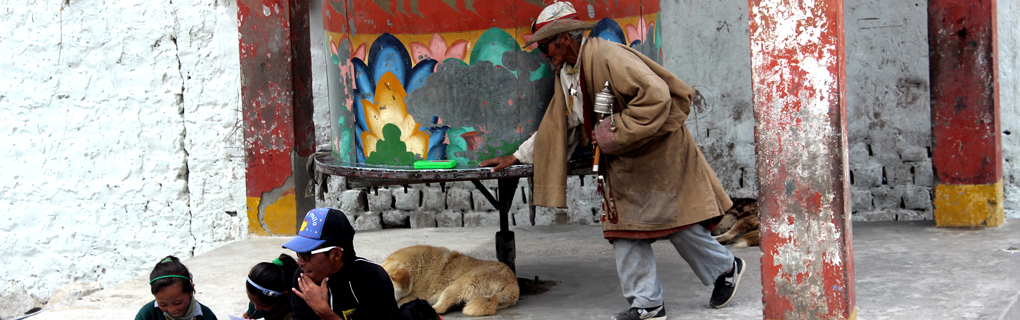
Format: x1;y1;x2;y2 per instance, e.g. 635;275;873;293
748;0;854;318
0;0;245;311
998;0;1020;218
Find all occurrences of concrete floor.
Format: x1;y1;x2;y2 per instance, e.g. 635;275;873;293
31;220;1020;320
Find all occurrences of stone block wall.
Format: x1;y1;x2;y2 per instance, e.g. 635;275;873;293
658;0;953;220
660;0;757;200
318;176;602;231
844;2;934;221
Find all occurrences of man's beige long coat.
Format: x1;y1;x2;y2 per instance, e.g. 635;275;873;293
532;37;732;233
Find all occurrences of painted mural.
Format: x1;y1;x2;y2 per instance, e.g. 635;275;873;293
324;0;663;168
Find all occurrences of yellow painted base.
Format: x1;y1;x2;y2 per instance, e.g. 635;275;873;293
264;192;298;235
246;189;299;236
246;197;268;236
934;181;1004;227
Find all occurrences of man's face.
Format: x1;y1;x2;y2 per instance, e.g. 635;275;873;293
537;34;568;69
296;246;342;284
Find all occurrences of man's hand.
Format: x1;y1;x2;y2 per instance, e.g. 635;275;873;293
592;118;618;147
593;119;622;154
479;155;520;172
294;275;341;320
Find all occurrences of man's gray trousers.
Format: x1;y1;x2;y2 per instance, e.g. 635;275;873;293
612;224;735;308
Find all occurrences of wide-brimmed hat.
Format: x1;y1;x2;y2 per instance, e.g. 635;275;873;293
525;2;596;46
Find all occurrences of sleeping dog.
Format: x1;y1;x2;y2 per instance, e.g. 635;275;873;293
382;245;519;316
712;198;760;248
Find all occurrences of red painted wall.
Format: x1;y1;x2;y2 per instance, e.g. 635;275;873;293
323;0;659;34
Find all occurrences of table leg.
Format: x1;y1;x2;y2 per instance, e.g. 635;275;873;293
471;178;520;273
496;178;518;273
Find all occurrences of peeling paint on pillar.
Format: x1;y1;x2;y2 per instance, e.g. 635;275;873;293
928;0;1003;227
747;0;855;319
237;0;315;235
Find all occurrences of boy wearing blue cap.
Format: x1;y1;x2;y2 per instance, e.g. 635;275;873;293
283;208;399;320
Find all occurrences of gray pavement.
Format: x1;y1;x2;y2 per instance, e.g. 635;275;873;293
31;220;1020;320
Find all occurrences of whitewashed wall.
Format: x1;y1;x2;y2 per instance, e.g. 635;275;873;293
0;0;245;313
1000;0;1020;218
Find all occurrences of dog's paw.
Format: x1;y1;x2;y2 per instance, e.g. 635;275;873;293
733;239;749;248
431;303;448;314
714;234;734;244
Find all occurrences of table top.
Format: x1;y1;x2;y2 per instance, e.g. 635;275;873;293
313;152;594;188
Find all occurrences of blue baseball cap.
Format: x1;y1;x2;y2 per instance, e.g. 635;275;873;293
282;208;355;253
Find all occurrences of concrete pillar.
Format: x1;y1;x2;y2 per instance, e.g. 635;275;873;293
237;0;316;236
747;0;855;319
928;0;1003;227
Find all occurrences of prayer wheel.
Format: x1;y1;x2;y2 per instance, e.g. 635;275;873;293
323;0;663;168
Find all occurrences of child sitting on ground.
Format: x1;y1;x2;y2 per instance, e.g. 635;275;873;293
135;255;218;320
242;254;298;320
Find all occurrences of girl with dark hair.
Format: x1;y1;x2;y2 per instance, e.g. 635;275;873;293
134;255;218;320
242;254;299;320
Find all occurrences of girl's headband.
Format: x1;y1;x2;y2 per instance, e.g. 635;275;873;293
247;277;283;297
149;275;190;284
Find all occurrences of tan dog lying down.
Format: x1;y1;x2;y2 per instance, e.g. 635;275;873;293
381;245;519;316
712;198;760;248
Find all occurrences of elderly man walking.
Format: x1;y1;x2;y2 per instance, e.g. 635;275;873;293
481;2;745;319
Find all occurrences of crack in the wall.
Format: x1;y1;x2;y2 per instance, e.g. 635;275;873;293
58;0;68;64
167;3;195;257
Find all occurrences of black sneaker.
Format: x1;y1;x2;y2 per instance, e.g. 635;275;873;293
611;305;666;320
709;257;745;308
